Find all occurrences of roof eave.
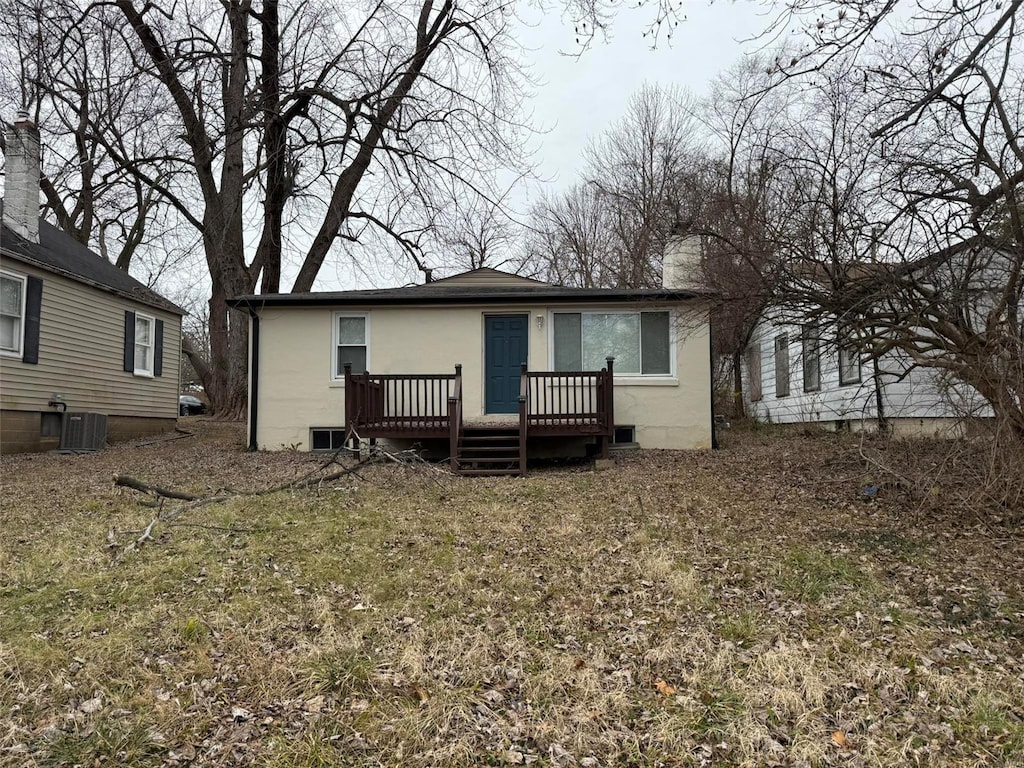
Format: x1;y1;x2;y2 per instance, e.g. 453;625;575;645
227;289;718;311
1;245;187;316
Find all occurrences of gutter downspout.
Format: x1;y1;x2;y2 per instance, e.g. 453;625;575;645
709;309;719;450
248;307;260;452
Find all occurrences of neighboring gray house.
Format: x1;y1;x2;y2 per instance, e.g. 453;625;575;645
1;114;185;453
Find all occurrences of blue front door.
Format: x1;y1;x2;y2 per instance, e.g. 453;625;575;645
485;314;529;414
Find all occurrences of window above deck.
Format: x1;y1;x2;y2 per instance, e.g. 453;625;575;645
551;310;673;376
332;312;368;378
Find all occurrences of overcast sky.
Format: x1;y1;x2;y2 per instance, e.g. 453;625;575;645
517;2;769;190
331;1;771;290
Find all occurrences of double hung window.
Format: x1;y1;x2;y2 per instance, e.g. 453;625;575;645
334;314;368;377
134;314;155;376
774;334;790;397
802;323;821;392
0;271;26;356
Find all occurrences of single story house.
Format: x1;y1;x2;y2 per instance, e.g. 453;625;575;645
1;114;184;453
228;236;715;474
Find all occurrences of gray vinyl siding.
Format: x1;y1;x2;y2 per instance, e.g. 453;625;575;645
0;256;181;418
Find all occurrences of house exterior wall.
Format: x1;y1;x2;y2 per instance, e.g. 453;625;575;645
742;313;991;430
251;302;712;451
0;256;181;451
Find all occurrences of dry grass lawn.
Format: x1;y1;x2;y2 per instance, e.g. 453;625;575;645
1;421;1022;767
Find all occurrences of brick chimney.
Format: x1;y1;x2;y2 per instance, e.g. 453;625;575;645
3;110;41;243
662;231;703;291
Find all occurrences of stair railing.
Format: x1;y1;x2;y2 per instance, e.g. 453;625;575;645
448;364;463;471
518;363;529;475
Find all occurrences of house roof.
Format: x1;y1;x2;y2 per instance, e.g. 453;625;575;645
0;200;185;315
427;267;549;286
790;235;1018;287
228;272;716;310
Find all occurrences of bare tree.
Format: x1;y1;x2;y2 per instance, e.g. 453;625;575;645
2;0;529;415
0;0;174;273
528;84;701;288
437;193;523;274
526;184;614;288
716;23;1023;439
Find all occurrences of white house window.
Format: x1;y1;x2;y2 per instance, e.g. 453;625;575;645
134;313;155;376
0;271;26;356
334;313;368;377
553;311;671;375
802;323;821;392
838;332;862;386
746;343;762;402
774;334;790;397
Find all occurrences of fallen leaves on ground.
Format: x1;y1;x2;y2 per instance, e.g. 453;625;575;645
0;420;1022;767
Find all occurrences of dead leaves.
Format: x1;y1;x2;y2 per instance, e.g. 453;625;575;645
654;679;677;696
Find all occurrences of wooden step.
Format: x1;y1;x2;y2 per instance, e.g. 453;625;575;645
457;467;522;476
454;424;524;476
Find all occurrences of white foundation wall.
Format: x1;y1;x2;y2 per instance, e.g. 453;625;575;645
251;302;712;451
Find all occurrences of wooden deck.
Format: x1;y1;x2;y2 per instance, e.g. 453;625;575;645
343;359;615;475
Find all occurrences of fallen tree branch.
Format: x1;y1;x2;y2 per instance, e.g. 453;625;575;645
110;440;447;561
134;428;196;448
167;522;267;533
114;475;199;500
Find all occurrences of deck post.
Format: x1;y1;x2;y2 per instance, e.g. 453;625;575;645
518;363;529;476
600;356;615;459
449;364;463;472
343;363;357;450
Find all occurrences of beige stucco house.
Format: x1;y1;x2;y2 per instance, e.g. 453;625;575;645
1;114;184;453
230;238;714;474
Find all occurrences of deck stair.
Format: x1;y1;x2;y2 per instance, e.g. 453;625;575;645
454;425;522;476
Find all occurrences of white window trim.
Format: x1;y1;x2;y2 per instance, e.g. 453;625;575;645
0;269;27;358
331;311;370;382
837;330;862;387
774;333;790;398
547;309;677;379
133;312;156;377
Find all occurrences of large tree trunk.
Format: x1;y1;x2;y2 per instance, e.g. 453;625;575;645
205;275;250;420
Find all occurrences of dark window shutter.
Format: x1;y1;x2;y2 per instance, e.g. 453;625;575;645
123;311;136;372
154;319;164;377
22;276;43;365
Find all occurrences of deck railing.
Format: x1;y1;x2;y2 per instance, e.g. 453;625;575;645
344;358;615;458
520;357;615;431
344;363;461;442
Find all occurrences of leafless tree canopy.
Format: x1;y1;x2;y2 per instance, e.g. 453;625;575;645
2;0;529;413
527;84;701;288
523;5;1022;440
2;0;1021;432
